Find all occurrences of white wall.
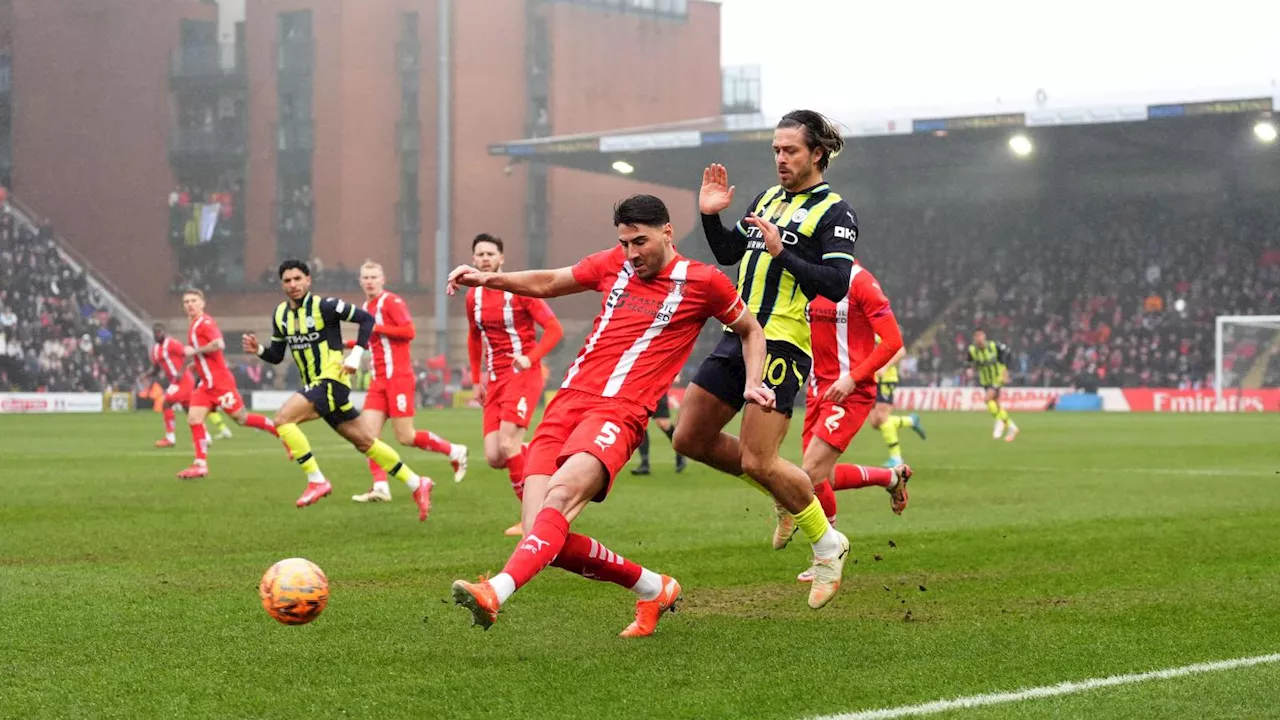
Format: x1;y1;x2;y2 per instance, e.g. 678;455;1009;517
217;0;246;43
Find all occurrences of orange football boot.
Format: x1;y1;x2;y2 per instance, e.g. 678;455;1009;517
452;578;500;629
619;575;682;638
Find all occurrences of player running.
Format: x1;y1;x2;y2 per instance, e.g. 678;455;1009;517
868;336;926;467
465;233;564;535
447;195;771;637
147;324;231;446
241;260;434;518
672;110;855;609
349;261;468;504
792;262;912;582
967;329;1019;441
174;290;279;479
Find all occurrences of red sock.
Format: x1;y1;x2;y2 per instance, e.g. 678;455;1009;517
500;507;569;591
832;463;894;490
244;413;278;436
190;423;209;462
367;457;387;483
163;407;175;434
413;430;452;455
551;533;644;589
505;449;526;500
814;480;838;524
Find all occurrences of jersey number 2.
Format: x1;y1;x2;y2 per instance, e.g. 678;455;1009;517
824;405;846;434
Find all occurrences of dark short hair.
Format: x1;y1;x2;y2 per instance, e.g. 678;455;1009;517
152;323;166;333
613;195;670;228
278;259;311;278
472;233;503;253
777;110;844;172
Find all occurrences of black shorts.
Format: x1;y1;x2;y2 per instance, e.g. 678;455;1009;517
302;380;361;429
982;385;1003;400
651;394;670;420
691;334;810;417
876;381;897;405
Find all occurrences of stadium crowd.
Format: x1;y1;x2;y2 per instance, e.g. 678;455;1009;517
884;197;1279;390
0;208;150;392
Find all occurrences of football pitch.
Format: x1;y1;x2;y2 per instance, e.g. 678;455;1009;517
1;410;1277;719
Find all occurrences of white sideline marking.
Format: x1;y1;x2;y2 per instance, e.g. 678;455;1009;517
936;464;1272;478
808;653;1280;720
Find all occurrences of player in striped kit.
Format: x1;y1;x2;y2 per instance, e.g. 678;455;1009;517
350;261;468;503
149;324;232;447
447;195;771;637
174;290;279;479
788;261;913;581
465;234;564;535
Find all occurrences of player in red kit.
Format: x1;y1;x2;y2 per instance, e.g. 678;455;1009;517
446;195;772;637
148;323;234;447
465;234;564;535
350;261;469;503
792;262;913;581
175;289;280;479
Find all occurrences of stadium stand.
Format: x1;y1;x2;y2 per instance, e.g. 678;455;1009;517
0;203;150;392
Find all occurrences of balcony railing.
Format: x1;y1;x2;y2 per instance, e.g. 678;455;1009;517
170;43;246;82
170;125;247;160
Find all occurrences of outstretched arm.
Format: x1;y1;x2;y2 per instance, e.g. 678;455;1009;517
448;265;586;299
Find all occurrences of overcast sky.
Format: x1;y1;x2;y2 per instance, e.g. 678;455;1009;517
718;0;1280;119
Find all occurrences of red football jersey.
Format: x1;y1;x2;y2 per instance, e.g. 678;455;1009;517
808;263;893;391
151;336;185;384
189;314;234;387
364;291;415;380
560;246;746;413
467;286;558;382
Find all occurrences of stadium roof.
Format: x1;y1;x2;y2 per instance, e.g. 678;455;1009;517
488;90;1279;190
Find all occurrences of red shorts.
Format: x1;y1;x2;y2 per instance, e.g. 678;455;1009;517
483;369;543;435
364;374;417;418
190;379;246;415
801;381;875;454
524;388;648;503
164;372;196;409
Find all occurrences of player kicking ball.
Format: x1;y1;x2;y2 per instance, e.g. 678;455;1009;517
793;261;913;582
242;260;434;519
446;195;771;637
348;260;468;503
175;290;279;478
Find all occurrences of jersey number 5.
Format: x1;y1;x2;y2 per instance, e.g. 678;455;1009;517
593;421;621;451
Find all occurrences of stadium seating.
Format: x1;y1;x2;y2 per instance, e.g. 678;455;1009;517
0;207;150;392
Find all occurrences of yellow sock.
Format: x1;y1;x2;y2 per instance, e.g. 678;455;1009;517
999;408;1012;423
278;423;321;477
792;496;832;545
206;412;228;433
739;473;773;497
895;415;914;429
986;399;1001;418
880;420;901;457
366;439;421;489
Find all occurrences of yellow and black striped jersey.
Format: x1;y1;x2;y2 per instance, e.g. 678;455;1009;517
967;340;1011;388
727;181;855;353
259;293;374;389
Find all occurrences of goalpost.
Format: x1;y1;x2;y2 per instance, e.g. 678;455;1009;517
1214;315;1280;404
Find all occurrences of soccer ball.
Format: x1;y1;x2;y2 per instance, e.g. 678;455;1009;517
259;558;329;625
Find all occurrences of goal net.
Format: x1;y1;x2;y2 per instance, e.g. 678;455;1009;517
1215;315;1280;403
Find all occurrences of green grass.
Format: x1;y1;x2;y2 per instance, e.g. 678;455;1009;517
1;410;1277;719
